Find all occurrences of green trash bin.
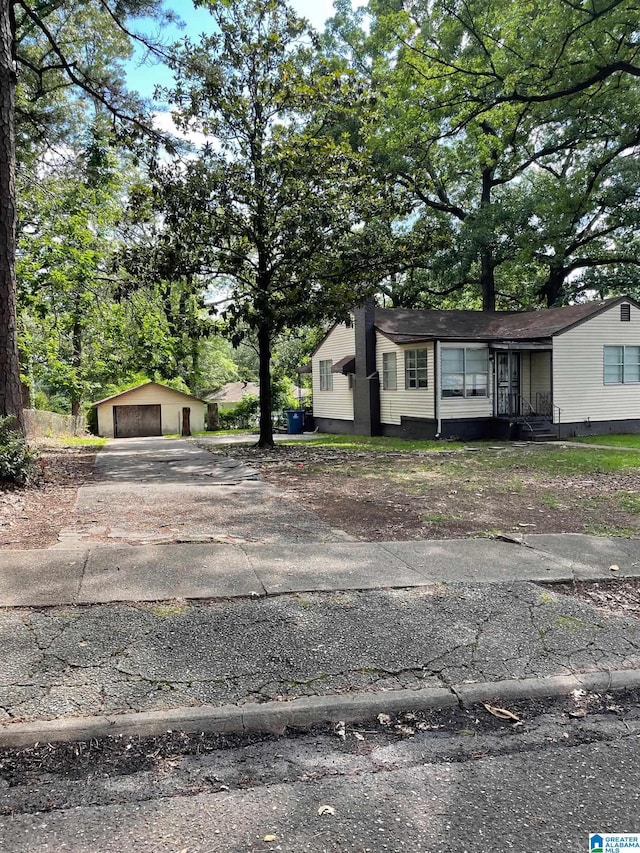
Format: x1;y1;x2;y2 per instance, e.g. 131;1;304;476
286;410;304;434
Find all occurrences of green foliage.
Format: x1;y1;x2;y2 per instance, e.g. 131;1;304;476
361;0;640;309
218;396;260;430
14;0;176;166
0;417;36;485
147;0;392;446
195;337;240;396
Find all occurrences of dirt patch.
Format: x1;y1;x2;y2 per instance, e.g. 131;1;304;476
2;690;640;806
0;447;96;549
212;444;640;541
549;578;640;620
5;441;640;547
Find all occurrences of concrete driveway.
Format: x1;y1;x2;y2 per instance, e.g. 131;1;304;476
54;437;352;548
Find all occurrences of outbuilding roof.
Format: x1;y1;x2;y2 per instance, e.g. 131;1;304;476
92;381;204;407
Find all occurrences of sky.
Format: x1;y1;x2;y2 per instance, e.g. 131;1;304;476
127;0;341;101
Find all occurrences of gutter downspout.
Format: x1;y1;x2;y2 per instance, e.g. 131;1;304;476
435;340;441;438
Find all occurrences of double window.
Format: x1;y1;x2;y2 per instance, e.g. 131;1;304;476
604;346;640;384
319;359;333;391
442;348;488;398
404;349;428;389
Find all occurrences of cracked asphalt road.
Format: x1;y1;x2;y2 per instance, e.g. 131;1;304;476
3;582;640;723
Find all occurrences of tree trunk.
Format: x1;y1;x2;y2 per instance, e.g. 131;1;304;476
256;321;274;449
479;165;496;312
540;264;566;307
480;249;496;312
71;307;82;417
0;2;23;432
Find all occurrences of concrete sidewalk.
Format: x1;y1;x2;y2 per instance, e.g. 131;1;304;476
2;534;640;607
1;531;640;748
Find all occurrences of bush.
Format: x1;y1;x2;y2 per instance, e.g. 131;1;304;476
217;395;259;429
0;416;36;485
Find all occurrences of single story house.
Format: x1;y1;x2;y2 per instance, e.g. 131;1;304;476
204;381;260;409
204;382;311;409
93;381;206;438
311;296;640;440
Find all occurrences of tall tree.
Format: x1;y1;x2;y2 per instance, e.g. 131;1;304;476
152;0;387;447
361;0;640;310
0;0;173;432
0;0;22;427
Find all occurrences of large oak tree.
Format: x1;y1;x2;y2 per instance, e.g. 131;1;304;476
358;0;640;309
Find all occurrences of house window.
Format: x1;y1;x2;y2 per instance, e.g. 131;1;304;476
382;352;397;390
442;348;488;398
621;304;631;322
404;349;428;389
319;359;333;391
604;345;640;384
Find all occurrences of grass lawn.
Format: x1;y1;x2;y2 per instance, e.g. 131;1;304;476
571;434;640;449
244;437;640;541
282;433;466;452
282;434;640;474
55;436;108;448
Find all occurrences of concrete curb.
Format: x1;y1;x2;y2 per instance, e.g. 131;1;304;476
3;669;640;749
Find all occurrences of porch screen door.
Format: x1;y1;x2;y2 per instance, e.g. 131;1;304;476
496;352;520;416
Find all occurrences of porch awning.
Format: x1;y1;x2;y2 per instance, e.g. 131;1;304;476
490;341;552;351
296;363;311;374
331;355;356;374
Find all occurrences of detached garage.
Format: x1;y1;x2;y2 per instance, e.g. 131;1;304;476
93;382;206;438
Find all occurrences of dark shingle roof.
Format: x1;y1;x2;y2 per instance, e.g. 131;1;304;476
331;355;355;374
375;297;632;343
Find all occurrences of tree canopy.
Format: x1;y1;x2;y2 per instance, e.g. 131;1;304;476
144;0;390;446
1;0;174;431
352;0;640;309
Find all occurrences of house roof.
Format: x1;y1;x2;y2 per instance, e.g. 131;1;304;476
92;381;204;407
375;296;636;344
205;381;259;404
205;381;311;404
331;355;355;374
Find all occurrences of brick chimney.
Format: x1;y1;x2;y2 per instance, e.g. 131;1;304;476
352;300;380;436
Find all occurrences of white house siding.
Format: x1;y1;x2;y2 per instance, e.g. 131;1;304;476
376;335;435;425
439;343;493;420
520;352;531;405
96;384;205;438
312;322;355;422
553;302;640;423
530;351;552;408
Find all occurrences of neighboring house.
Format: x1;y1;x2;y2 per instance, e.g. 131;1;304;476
93;382;206;438
311;296;640;440
204;381;311;409
204;381;260;410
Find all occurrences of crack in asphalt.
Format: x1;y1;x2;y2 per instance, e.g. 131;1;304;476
5;585;640;721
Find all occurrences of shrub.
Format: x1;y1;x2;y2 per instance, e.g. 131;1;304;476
218;395;259;429
0;416;36;485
